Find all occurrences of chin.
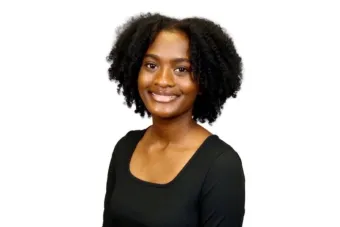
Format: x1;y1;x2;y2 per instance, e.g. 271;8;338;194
149;109;178;119
148;106;193;120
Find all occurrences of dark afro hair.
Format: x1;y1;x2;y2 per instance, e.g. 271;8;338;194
106;12;243;124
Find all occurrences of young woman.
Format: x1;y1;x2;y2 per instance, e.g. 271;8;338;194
102;13;245;227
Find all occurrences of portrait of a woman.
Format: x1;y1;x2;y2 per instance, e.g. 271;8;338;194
102;12;245;227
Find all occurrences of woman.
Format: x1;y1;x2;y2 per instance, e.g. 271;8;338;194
102;12;245;227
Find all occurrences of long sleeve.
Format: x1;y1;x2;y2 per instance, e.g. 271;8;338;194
199;150;245;227
102;151;117;227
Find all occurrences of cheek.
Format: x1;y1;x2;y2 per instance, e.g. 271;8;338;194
138;72;153;89
179;80;199;96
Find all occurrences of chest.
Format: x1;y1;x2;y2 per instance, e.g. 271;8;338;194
110;171;201;227
129;144;198;185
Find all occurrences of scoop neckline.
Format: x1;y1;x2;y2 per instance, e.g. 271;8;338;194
127;127;217;188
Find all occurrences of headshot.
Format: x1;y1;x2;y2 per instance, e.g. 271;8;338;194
102;12;245;226
2;2;338;227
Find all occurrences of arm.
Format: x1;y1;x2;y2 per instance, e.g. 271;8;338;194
200;150;245;227
102;151;117;227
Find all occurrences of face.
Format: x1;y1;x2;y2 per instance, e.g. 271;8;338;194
138;30;199;120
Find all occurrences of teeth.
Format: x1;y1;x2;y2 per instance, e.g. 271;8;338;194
151;93;177;102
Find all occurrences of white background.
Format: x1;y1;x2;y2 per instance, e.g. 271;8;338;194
0;0;339;226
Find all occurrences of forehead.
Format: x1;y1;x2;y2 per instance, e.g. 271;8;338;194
146;30;190;58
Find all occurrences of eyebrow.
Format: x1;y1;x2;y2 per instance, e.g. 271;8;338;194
144;54;191;63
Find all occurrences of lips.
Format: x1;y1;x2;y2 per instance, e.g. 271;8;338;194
149;91;179;103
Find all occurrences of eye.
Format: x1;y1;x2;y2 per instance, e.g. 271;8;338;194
175;67;190;74
144;63;157;70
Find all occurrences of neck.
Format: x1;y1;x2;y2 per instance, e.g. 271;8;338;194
149;112;198;144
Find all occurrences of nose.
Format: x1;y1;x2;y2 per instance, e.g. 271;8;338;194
154;67;175;87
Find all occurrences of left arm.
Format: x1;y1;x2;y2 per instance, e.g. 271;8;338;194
199;150;245;227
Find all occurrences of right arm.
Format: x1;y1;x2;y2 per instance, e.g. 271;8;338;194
102;150;117;227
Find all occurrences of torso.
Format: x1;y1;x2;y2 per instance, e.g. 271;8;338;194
108;128;242;227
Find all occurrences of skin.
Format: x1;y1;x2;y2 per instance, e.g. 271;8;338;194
130;30;212;184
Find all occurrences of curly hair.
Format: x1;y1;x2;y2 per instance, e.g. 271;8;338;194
107;12;243;124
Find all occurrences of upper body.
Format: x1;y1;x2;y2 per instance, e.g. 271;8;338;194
103;128;245;227
102;12;245;226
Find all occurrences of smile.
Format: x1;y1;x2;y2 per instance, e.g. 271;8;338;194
151;93;178;103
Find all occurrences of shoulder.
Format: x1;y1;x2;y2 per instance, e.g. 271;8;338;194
203;135;243;165
111;128;147;155
202;135;245;181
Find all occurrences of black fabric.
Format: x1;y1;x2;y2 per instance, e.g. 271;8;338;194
102;128;245;227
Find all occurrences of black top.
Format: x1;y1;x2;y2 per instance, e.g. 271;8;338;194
102;128;245;227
